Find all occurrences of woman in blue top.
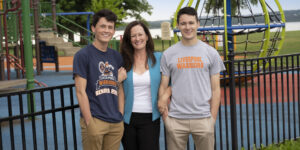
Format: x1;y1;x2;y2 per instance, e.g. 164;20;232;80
120;21;171;150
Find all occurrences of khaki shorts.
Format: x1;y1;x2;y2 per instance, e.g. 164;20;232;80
80;117;124;150
164;116;215;150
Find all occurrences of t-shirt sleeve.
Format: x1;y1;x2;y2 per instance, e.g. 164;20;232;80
160;53;170;77
210;50;226;75
73;51;88;79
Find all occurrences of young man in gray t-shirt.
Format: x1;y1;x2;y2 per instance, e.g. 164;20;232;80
158;7;225;150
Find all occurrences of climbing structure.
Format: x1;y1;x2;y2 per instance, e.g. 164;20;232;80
173;0;285;71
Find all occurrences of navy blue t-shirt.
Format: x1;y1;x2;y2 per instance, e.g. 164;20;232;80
73;44;123;123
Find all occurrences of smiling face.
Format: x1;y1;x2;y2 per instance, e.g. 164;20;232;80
92;17;115;45
177;14;199;43
130;25;148;51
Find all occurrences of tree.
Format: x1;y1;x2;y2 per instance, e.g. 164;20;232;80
39;0;153;43
122;0;153;21
88;0;127;26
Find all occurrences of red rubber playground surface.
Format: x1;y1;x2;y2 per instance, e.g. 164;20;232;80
221;74;299;105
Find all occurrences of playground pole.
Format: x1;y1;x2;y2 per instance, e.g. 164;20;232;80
51;0;57;32
33;0;41;75
22;0;35;113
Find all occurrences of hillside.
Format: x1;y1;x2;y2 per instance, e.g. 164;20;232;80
117;9;300;30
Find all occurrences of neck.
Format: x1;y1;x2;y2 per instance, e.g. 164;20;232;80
134;49;147;58
134;49;147;64
93;41;108;52
181;38;198;46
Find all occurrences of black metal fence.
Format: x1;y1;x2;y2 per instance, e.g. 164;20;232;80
0;84;80;150
0;53;299;150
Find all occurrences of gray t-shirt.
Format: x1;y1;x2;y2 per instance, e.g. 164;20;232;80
160;40;225;119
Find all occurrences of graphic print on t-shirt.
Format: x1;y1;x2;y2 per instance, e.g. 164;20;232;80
177;56;204;69
95;61;118;96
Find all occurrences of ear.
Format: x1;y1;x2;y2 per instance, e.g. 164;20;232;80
197;20;200;27
91;25;95;33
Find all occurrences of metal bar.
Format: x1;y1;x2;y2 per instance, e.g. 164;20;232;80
40;91;48;150
33;0;41;75
164;125;167;150
22;0;35;91
244;61;250;149
297;55;300;138
268;57;274;144
0;122;2;150
87;14;91;44
18;93;26;150
257;58;262;147
238;62;244;148
219;75;225;150
281;57;285;140
30;92;37;150
70;87;77;150
51;0;57;32
41;11;94;16
60;88;68;149
250;60;257;148
223;74;229;150
173;24;286;32
292;56;296;139
286;57;291;140
274;58;280;143
50;89;58;149
263;60;268;146
8;95;15;150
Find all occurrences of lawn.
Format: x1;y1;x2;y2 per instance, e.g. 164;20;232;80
153;30;300;56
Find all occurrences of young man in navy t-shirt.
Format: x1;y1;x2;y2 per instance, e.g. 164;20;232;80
73;9;127;150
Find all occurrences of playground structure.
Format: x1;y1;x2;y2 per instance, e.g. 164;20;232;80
173;0;285;73
0;0;98;91
0;0;121;85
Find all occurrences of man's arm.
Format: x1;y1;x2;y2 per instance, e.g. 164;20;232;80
75;75;92;125
158;75;171;116
210;73;221;121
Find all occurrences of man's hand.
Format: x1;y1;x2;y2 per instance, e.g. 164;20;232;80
118;67;127;83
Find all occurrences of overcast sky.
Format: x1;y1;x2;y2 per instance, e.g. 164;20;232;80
138;0;300;21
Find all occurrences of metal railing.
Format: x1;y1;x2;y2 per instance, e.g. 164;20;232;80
0;84;80;150
0;53;299;150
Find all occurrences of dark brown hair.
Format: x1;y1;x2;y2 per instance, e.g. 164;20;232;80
120;21;156;71
177;7;198;23
92;9;117;28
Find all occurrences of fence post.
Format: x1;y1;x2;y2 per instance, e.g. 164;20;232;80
225;0;238;149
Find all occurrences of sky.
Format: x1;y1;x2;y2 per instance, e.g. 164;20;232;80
139;0;300;21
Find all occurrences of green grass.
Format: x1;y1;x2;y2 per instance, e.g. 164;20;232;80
280;30;300;55
251;139;300;150
153;30;300;56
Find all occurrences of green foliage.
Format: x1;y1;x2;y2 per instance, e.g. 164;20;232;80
123;0;153;21
205;0;258;15
89;0;127;26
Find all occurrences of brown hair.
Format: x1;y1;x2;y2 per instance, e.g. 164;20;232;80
120;21;156;71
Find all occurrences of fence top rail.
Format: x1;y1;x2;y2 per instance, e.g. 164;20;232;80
223;53;300;63
0;83;75;97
